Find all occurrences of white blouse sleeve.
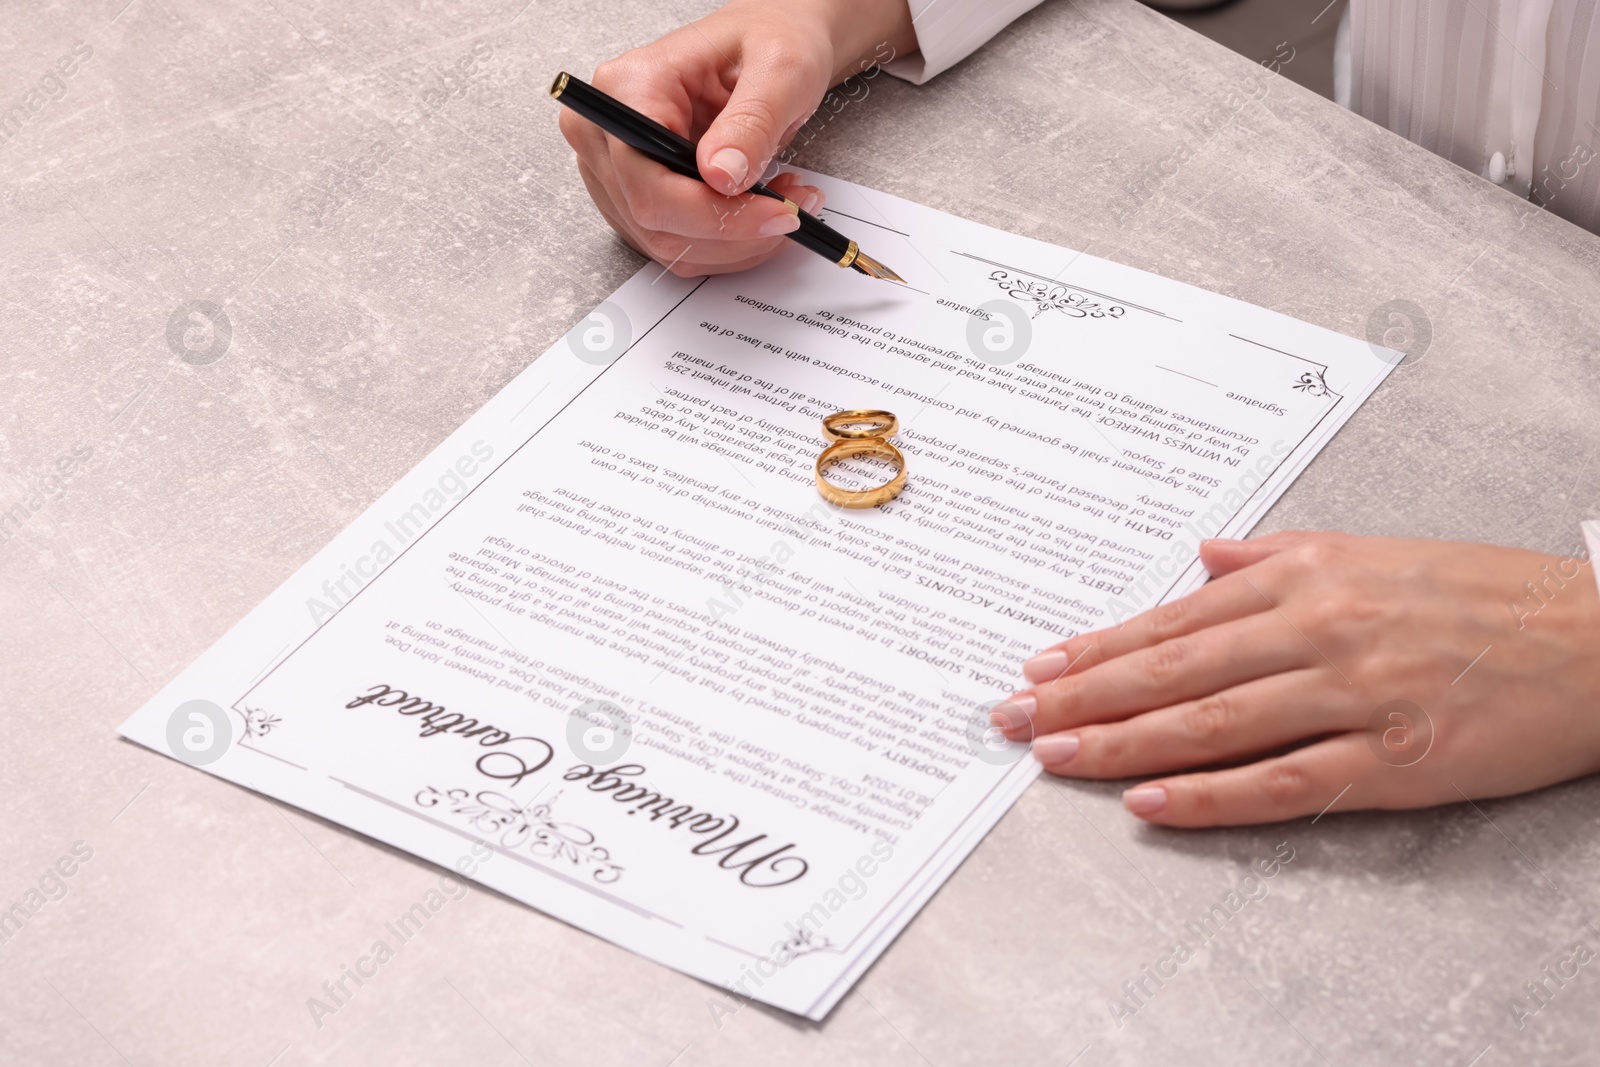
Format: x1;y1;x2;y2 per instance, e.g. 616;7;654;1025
1585;521;1600;599
880;0;1047;84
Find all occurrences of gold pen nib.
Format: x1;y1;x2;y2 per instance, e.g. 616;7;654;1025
850;250;906;284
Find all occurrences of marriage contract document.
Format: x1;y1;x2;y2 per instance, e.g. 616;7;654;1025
120;170;1396;1019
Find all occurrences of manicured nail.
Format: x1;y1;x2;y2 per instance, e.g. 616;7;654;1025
759;213;800;236
707;147;749;191
1031;733;1079;766
988;693;1036;732
1123;785;1168;814
1022;648;1069;683
800;191;823;215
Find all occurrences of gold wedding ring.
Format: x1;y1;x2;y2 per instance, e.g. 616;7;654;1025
815;409;907;509
822;409;899;442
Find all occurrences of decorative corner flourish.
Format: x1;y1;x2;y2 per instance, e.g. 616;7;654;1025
779;924;837;959
1290;368;1334;398
239;706;282;740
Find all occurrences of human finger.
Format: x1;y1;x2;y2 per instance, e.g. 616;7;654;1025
1197;530;1325;578
998;610;1317;738
696;43;829;194
1021;571;1274;685
1031;669;1353;779
1119;733;1369;827
609;138;805;241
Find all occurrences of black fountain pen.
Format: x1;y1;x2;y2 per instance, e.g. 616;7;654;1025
550;72;905;284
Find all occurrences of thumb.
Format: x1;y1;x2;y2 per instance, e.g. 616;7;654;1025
698;50;825;195
1200;530;1322;577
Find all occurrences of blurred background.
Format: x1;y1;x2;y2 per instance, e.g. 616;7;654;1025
1159;0;1347;99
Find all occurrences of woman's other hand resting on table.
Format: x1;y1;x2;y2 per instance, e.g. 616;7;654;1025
558;0;915;277
995;531;1600;827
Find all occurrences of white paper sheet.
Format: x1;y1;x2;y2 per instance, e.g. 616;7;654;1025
118;170;1397;1019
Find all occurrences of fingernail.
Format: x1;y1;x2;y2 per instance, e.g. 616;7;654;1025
800;191;823;215
707;147;749;191
1022;649;1069;684
759;213;800;236
988;693;1036;732
1123;785;1168;815
1031;733;1079;766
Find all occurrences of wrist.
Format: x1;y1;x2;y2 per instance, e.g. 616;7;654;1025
719;0;914;85
823;0;917;82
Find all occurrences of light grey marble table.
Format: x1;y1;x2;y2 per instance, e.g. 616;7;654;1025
3;0;1599;1063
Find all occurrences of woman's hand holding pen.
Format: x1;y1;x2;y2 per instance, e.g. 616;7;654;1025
558;0;915;277
997;531;1600;827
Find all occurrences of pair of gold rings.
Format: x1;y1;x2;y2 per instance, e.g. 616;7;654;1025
814;410;907;509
